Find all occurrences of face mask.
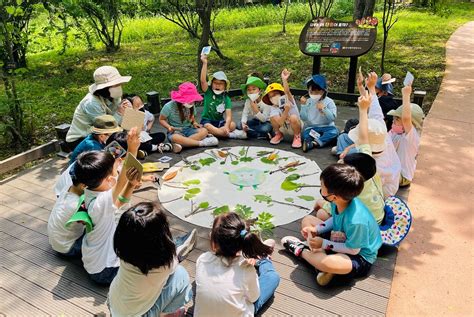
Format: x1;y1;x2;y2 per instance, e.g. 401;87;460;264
309;94;322;102
248;93;259;101
213;89;224;95
270;96;280;106
109;86;123;99
391;123;404;134
183;103;194;109
319;189;334;202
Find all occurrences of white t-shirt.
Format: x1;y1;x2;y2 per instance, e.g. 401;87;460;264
374;136;401;197
241;99;271;124
54;163;74;197
194;252;259;317
81;189;120;274
390;128;420;181
108;259;177;317
47;191;84;253
269;99;300;119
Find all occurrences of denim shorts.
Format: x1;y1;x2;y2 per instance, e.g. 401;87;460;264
200;118;226;128
346;254;372;278
168;127;199;141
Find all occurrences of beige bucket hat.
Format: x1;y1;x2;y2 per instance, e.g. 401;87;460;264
89;66;131;93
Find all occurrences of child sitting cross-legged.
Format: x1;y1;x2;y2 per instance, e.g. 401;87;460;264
266;68;303;148
282;163;383;286
194;212;280;316
108;202;193;317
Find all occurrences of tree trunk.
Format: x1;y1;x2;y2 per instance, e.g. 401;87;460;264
381;33;388;74
196;0;213;89
282;0;289;33
353;0;375;20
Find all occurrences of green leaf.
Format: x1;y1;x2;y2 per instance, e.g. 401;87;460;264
183;179;201;186
5;6;15;15
183;193;195;201
281;180;300;191
239;147;246;156
285;197;294;203
298;195;315;201
240;157;254;162
199;158;216;166
213;205;230;216
286;167;297;172
256;150;273;157
234;204;254;219
254;194;272;204
285;174;300;181
190;165;201;171
231;160;239;165
260;157;278;165
186;188;201;195
198;201;210;209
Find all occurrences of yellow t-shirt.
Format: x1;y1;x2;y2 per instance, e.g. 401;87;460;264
323;144;385;224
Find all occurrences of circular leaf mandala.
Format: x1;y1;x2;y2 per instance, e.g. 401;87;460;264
158;146;323;228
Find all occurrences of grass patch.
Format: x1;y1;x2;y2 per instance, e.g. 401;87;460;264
1;3;473;159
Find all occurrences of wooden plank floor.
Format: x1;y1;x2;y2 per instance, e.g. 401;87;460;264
0;105;399;316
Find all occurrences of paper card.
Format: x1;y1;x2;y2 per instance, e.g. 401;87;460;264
201;46;212;55
139;131;153;143
104;141;126;159
403;71;414;87
142;162;170;173
123;153;143;180
309;129;320;139
121;107;145;131
159;156;173;163
278;96;287;108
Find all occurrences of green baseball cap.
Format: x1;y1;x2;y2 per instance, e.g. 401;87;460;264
240;76;267;97
387;103;425;131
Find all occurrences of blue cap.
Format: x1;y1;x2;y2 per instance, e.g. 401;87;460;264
375;78;394;95
306;74;327;91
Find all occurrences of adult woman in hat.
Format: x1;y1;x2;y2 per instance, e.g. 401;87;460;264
66;66;132;151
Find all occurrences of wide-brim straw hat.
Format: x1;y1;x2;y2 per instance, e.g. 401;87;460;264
90;115;123;134
89;66;131;93
387;103;425;131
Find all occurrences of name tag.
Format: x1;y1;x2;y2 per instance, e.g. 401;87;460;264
309;129;320;139
216;103;225;113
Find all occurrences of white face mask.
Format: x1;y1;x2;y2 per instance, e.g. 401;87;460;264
248;93;259;101
213;89;224;95
109;86;123;99
270;96;280;106
309;94;322;102
183;103;194;109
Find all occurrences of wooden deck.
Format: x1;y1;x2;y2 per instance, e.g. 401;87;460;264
0;105;398;316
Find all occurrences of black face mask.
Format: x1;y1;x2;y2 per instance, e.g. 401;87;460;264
320;189;333;202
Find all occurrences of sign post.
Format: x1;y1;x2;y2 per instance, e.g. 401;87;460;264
299;17;378;93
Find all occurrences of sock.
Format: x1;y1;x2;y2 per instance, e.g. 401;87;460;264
151;144;159;152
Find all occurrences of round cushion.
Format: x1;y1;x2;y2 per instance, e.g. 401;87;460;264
379;196;413;246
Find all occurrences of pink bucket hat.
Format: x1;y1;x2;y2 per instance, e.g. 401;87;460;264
170;82;203;104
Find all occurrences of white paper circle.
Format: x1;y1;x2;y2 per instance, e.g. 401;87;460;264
158;146;322;228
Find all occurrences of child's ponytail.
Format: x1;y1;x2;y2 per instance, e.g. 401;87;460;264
241;229;273;259
211;212;273;260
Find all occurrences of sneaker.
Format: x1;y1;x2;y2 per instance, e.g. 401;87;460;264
331;146;337;155
158;143;173;153
281;236;306;257
270;131;284;145
316;272;335;286
228;129;247;139
175;229;197;262
172;143;183;154
302;138;313;153
200;136;219;147
292;134;302;149
137;150;147;160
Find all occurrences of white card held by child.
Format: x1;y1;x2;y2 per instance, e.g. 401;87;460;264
123;153;143;180
403;71;414;87
121;107;145;131
201;46;212;55
278;96;287;108
158;156;173;163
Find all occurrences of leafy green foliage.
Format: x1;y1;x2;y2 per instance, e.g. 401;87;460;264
298;195;315;201
254;194;273;205
199;157;216;166
285;197;294;203
234;204;254;220
190;165;201;171
285;174;300;181
281;180;301;191
183;179;201;186
240;157;254;162
198;201;210;209
213;205;230;216
260;157;278;165
186;188;201;195
252;212;275;239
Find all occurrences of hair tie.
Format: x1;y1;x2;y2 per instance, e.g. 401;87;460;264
240;229;248;238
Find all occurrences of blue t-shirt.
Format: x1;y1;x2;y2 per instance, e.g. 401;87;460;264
330;197;382;264
69;134;104;165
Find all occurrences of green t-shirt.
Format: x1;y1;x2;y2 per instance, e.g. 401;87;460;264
201;89;232;121
160;100;196;128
